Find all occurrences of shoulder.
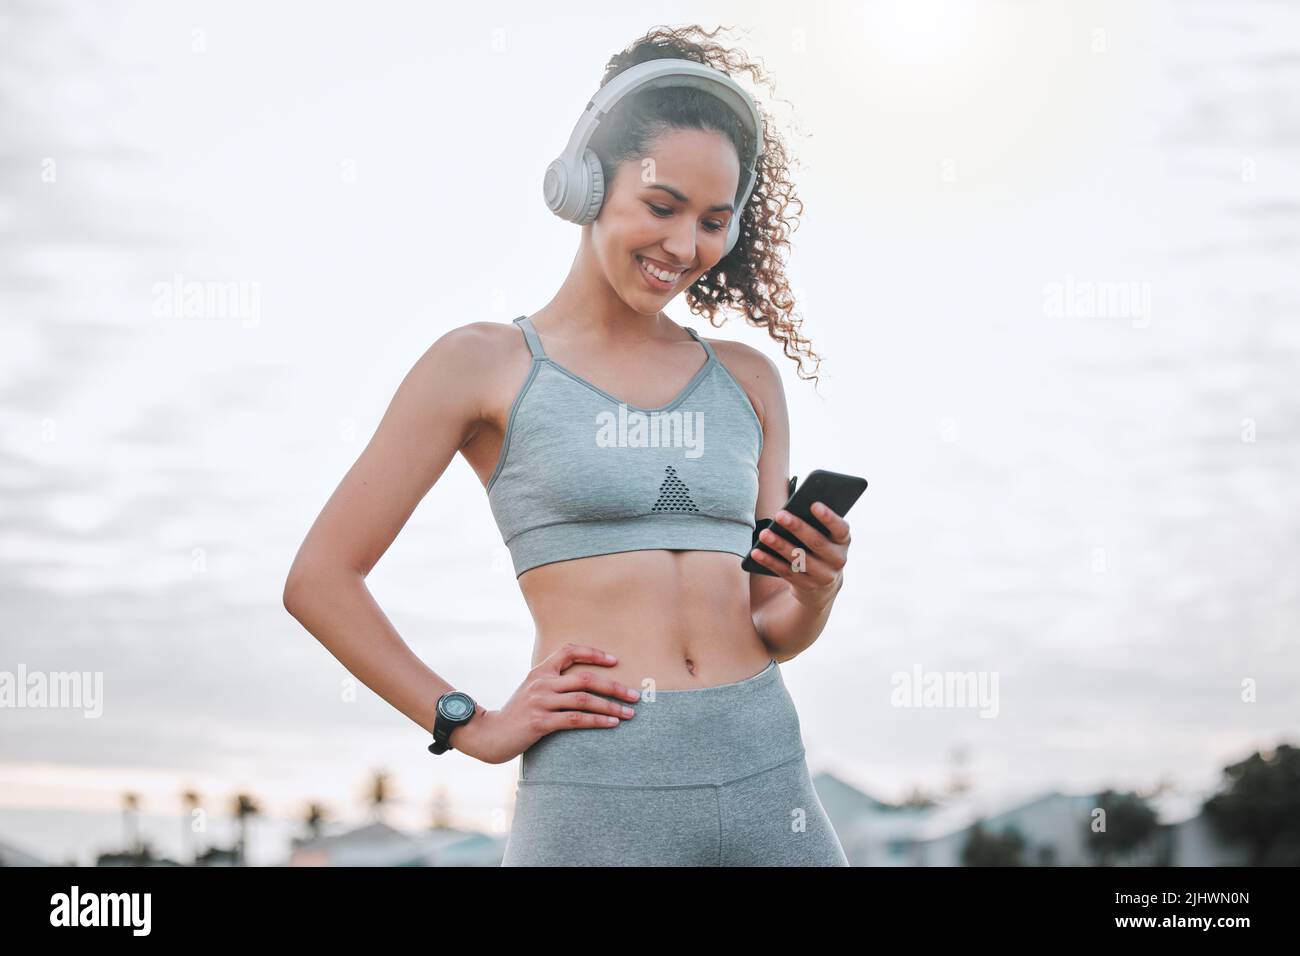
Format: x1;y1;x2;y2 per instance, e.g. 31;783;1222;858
401;319;531;418
427;319;522;358
696;332;784;429
412;319;530;379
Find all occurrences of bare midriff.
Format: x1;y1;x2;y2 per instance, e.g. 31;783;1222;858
517;549;772;693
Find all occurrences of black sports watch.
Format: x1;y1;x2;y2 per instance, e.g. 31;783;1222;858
428;691;478;755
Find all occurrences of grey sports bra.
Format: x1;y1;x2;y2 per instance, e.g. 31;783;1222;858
486;315;764;578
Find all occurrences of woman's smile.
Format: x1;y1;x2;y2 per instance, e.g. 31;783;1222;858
636;254;685;291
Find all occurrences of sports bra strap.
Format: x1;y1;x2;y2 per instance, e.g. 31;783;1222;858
685;326;716;362
513;315;546;360
518;316;712;364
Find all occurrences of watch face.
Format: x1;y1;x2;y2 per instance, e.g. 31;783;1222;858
439;692;474;721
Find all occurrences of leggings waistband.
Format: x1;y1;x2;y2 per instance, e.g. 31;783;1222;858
519;657;807;788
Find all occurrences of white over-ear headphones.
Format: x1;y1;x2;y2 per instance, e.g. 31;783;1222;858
542;58;763;258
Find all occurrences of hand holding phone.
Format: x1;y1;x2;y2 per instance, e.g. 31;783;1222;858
742;469;868;576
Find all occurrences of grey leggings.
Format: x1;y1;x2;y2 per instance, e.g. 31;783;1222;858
501;657;849;866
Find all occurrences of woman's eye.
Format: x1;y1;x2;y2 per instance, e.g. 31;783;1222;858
648;203;726;233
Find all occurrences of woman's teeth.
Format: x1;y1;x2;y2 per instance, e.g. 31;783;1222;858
638;256;682;283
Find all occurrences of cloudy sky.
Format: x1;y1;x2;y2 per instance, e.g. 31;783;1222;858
2;0;1297;864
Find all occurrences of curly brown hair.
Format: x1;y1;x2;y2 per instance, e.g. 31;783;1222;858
588;24;823;388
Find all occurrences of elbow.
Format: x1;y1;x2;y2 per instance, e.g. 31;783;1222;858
283;559;359;617
759;635;791;665
282;559;322;617
282;572;307;618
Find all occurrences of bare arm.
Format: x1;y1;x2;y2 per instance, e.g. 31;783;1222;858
741;348;846;661
282;323;496;744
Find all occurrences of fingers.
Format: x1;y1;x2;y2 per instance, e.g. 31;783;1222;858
541;644;642;700
767;507;849;569
808;501;852;544
549;689;636;726
534;644;640;733
749;541;798;580
752;526;838;586
551;668;641;703
543;709;624;731
755;524;818;571
548;642;619;675
539;675;638;732
769;510;832;556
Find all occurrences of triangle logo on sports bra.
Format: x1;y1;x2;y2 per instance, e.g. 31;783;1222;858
650;465;699;513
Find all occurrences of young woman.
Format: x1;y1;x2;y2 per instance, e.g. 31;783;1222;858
284;26;853;866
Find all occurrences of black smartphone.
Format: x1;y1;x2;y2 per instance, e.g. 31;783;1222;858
742;469;868;576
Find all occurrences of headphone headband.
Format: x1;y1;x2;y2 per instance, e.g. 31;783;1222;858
543;58;764;257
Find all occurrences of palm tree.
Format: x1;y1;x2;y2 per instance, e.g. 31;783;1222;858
946;742;972;795
304;801;327;840
181;790;201;865
231;793;260;866
898;784;938;809
367;770;392;823
431;785;452;830
121;791;140;856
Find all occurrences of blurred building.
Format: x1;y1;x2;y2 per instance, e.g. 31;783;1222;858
0;837;49;866
817;773;1253;866
285;820;506;866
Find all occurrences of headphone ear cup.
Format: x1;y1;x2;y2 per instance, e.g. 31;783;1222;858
723;166;755;257
542;157;570;218
572;149;606;225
